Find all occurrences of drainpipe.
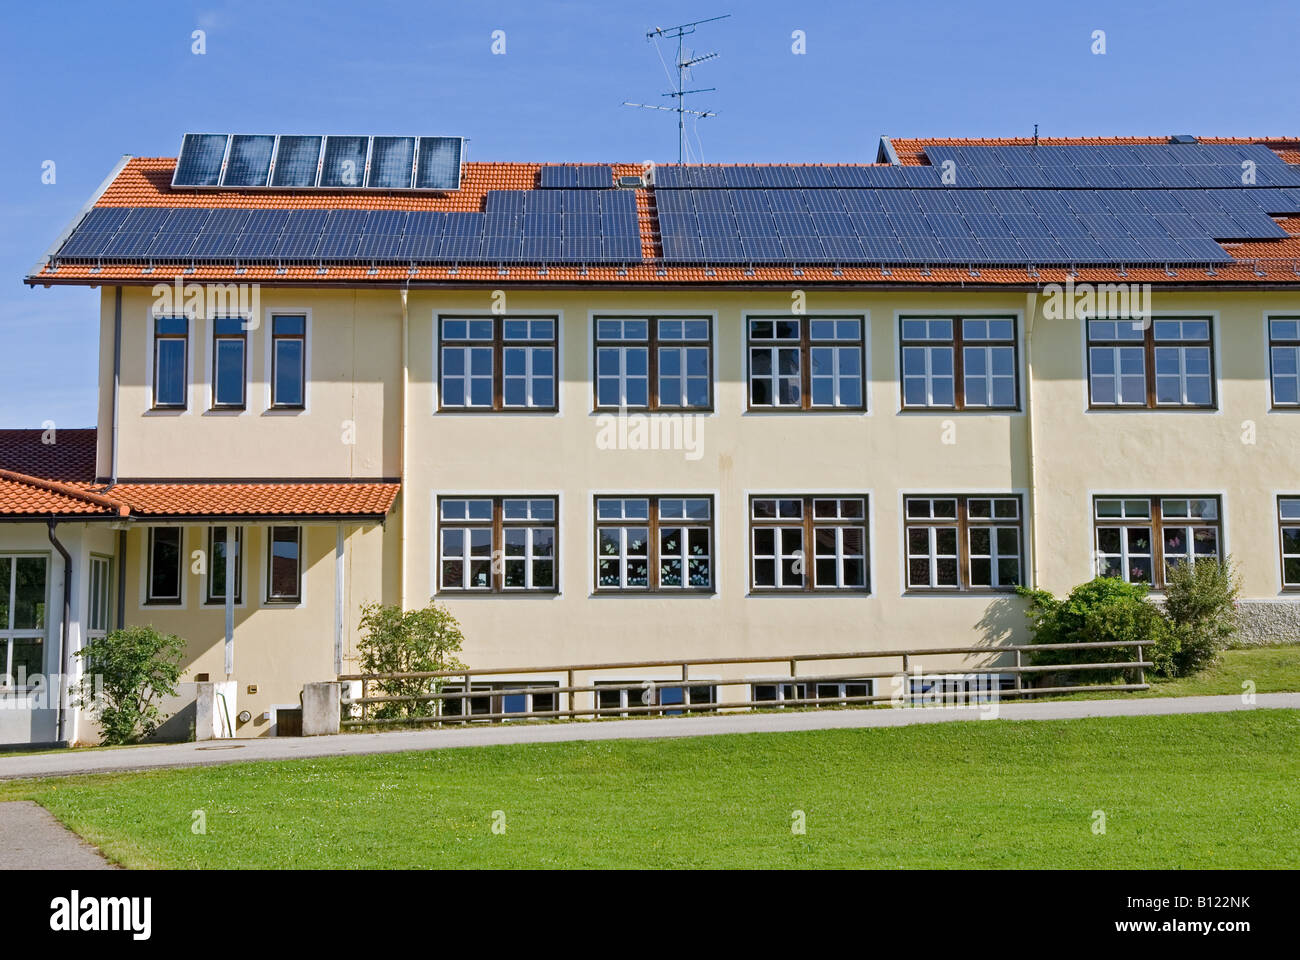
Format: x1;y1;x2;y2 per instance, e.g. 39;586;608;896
115;529;126;630
1024;291;1042;588
399;286;409;610
111;285;122;483
46;520;72;744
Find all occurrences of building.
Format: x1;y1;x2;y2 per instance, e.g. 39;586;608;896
4;133;1299;744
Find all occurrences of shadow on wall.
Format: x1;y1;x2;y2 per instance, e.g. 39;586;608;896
974;594;1026;650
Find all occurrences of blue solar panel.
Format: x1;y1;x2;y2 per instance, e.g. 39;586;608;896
273;209;329;259
144;208;213;258
231;210;290;259
270;136;323;187
355;211;410;259
320;137;370;188
366;137;415;189
188;210;249;258
414;137;463;191
221;135;275;187
99;208;170;258
173;134;228;187
538;165;612;188
316;210;369;259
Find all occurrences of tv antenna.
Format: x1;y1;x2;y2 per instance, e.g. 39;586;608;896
623;14;729;164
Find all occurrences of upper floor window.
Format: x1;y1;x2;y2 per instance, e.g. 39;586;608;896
153;316;188;408
749;496;870;592
271;315;306;408
905;496;1023;591
438;496;557;593
901;317;1018;410
1087;318;1214;408
1093;496;1221;588
1279;498;1300;590
595;496;713;592
439;317;556;411
747;316;864;411
266;526;302;603
0;555;47;688
205;527;243;605
212;317;247;409
594;317;712;411
1268;317;1300;408
147;528;183;604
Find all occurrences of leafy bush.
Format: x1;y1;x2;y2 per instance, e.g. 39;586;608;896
76;625;185;744
355;602;466;720
1017;578;1176;681
1162;556;1240;676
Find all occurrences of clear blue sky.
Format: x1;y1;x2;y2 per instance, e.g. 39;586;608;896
2;0;1295;427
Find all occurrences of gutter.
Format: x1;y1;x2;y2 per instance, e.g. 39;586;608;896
46;520;71;745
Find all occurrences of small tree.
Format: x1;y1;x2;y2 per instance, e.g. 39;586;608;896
1017;577;1177;681
1163;556;1240;676
76;625;185;744
355;602;466;720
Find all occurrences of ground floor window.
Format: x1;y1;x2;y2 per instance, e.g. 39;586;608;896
594;680;716;716
904;495;1023;591
205;527;243;605
267;526;302;603
438;496;558;593
146;528;182;604
752;679;874;707
1094;496;1221;588
908;674;1013;705
441;681;559;719
87;554;112;639
1280;498;1300;589
0;555;47;687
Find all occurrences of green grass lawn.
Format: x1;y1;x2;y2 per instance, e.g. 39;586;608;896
2;709;1296;869
1044;644;1300;700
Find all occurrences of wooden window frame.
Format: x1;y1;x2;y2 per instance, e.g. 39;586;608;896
903;495;1024;593
1086;316;1216;410
1268;316;1300;410
270;314;307;409
145;528;183;605
152;316;188;410
592;316;714;412
211;316;248;410
437;316;558;413
266;526;303;604
1278;497;1300;591
436;496;559;594
1093;495;1222;590
899;315;1019;411
745;315;866;412
593;495;715;594
748;495;871;593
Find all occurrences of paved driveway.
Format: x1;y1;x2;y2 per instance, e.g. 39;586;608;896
2;692;1295;782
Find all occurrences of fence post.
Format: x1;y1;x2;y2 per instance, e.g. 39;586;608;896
1136;642;1146;687
1014;649;1023;694
568;669;577;719
361;678;368;723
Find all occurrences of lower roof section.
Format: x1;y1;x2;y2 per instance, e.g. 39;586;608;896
107;480;400;521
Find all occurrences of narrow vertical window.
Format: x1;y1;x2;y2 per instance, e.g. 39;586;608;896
267;526;302;603
87;555;112;639
147;528;183;604
206;527;243;604
153;316;188;408
271;315;306;408
212;317;247;408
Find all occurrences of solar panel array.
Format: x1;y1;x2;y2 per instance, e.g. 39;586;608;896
538;165;614;188
55;189;641;264
171;133;465;191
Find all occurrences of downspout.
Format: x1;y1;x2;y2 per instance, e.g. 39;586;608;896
47;520;72;744
399;286;409;610
111;285;121;484
115;529;126;630
1024;291;1042;588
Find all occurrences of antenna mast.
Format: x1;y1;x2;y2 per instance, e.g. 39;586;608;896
624;14;729;164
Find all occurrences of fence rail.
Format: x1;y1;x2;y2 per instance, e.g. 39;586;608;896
338;640;1154;728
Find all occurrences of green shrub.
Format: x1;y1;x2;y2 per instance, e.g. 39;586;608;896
1017;578;1177;681
1162;556;1240;676
75;625;185;744
355;602;466;720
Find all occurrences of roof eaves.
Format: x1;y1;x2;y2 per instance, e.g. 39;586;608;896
0;468;129;517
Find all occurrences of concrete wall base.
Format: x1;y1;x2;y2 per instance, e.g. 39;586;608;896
301;682;341;736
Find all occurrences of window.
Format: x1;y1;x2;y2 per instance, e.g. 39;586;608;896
901;316;1018;410
212;316;247;408
1094;496;1221;588
595;681;716;717
594;316;712;410
205;527;243;605
1087;317;1214;408
438;497;557;592
271;315;306;408
1269;317;1300;408
1279;498;1300;589
439;317;556;411
595;496;713;591
752;680;874;707
0;555;47;688
153;315;188;408
750;496;869;591
266;526;302;603
146;528;182;604
747;316;864;410
87;555;111;639
905;496;1023;591
442;681;559;719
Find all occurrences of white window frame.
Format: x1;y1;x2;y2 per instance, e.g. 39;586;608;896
0;553;49;689
87;554;112;639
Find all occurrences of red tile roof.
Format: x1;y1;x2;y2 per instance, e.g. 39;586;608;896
24;139;1300;288
0;429;397;520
